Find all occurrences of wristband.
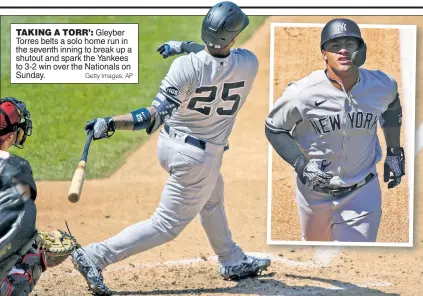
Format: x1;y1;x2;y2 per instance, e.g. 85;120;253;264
131;108;151;130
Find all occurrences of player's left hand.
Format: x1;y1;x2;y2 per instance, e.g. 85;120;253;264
383;147;405;189
157;41;184;58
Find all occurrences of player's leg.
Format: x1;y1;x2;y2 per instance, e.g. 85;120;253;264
0;249;46;296
295;178;334;241
199;173;244;264
200;173;271;280
82;131;222;270
73;132;224;294
332;175;382;242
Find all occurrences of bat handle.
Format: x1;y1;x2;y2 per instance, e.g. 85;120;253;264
81;130;94;161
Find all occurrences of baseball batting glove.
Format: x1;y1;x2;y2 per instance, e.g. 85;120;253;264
295;157;333;189
37;230;81;268
84;117;115;140
157;41;192;59
384;147;405;189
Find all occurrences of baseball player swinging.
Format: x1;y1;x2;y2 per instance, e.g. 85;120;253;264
71;2;270;295
265;19;405;242
0;98;80;296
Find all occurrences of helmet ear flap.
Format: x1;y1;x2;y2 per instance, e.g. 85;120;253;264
351;42;367;67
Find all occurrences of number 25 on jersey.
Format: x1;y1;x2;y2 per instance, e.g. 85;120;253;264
187;81;245;116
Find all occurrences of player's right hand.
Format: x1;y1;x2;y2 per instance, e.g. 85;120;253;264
299;161;333;189
84;117;115;140
157;41;184;59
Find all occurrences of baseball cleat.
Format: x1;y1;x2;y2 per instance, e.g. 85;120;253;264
71;248;112;295
219;255;271;280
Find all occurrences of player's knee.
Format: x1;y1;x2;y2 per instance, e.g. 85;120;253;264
1;274;32;296
1;250;46;296
1;263;43;296
151;212;187;240
201;199;224;217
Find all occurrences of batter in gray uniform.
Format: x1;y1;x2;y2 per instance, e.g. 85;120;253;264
266;19;405;242
71;2;270;295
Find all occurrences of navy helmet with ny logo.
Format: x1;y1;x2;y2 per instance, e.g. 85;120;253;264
320;18;367;67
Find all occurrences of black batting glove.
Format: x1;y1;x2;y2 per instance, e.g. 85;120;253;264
384;147;405;189
294;156;333;189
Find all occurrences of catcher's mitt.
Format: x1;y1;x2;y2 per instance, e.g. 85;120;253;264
37;230;80;267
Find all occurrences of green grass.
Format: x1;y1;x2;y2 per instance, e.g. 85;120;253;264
1;15;267;181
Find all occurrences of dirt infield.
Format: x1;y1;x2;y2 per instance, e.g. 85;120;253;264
33;16;422;296
270;26;409;243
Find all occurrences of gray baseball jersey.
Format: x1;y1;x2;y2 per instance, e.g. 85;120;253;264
267;68;398;242
155;49;258;145
83;48;259;268
266;69;397;187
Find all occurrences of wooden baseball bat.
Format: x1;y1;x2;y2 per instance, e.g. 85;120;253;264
68;131;94;203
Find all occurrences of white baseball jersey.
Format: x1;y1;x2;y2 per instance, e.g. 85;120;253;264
266;68;398;186
155;49;259;145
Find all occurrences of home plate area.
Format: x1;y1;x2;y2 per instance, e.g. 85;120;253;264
34;251;397;296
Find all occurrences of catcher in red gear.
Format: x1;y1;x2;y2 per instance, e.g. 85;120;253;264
0;98;79;296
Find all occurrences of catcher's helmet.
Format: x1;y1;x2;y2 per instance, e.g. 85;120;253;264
201;1;249;49
320;18;367;67
0;152;38;279
0;97;33;148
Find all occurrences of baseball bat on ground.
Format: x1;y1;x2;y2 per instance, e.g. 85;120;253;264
68;131;94;203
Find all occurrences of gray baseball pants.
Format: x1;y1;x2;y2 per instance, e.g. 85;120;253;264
296;173;382;242
84;128;245;270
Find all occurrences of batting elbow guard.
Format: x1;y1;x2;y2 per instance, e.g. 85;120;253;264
131;108;151;130
381;95;402;127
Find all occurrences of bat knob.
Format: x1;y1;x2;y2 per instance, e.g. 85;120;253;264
68;193;80;203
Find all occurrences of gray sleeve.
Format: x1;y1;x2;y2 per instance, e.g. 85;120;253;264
265;83;303;133
155;56;195;105
147;57;194;134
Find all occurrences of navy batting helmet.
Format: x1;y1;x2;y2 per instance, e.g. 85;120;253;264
320;18;367;67
201;1;249;49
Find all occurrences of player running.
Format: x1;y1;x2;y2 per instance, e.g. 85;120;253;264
265;18;405;242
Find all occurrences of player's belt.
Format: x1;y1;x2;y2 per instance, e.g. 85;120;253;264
164;124;229;152
313;173;375;196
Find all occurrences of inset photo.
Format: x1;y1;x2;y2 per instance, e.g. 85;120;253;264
266;20;416;246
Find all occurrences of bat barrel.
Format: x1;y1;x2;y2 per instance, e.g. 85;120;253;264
68;160;86;203
68;131;94;203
